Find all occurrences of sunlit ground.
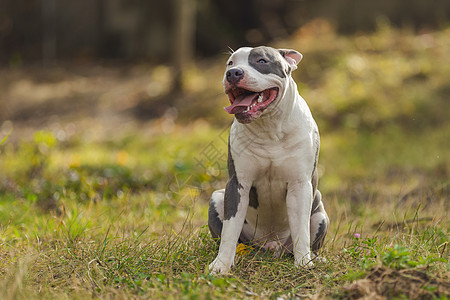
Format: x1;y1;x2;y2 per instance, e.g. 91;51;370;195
0;24;448;299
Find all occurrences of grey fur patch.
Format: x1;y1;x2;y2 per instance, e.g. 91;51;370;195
311;130;320;177
311;189;321;215
311;169;319;202
248;46;286;78
310;130;320;197
249;186;259;209
208;200;223;239
224;140;242;220
312;219;327;252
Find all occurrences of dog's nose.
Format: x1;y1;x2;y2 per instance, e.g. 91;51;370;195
226;68;244;84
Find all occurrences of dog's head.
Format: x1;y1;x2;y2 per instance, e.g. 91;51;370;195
223;46;302;123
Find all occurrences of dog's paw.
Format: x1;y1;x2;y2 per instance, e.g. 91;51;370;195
209;257;232;275
294;255;314;268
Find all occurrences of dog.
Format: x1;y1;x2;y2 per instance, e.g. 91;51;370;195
208;46;329;274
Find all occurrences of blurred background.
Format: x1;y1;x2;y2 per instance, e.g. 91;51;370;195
0;0;448;210
1;0;449;132
0;3;448;296
1;0;449;62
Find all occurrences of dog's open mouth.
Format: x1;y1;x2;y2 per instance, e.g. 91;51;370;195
224;87;279;117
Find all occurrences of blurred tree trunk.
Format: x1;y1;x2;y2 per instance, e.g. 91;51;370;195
41;0;56;66
170;0;196;104
96;0;105;57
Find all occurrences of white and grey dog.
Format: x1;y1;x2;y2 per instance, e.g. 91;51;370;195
208;46;329;274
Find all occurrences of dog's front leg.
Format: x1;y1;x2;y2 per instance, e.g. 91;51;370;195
209;180;250;274
286;180;313;267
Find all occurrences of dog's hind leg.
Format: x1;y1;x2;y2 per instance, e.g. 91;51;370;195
310;190;329;254
208;189;225;239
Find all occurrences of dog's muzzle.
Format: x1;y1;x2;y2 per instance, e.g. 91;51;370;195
224;86;279;123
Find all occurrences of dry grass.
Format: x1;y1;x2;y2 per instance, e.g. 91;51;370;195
0;24;449;299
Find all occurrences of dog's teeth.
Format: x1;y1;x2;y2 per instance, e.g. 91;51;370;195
257;94;263;103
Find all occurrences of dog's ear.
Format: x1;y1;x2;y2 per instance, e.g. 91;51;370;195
279;49;303;70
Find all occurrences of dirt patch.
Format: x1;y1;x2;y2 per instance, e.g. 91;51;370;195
341;266;450;299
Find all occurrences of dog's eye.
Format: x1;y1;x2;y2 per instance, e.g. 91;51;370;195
227;61;233;66
258;58;267;64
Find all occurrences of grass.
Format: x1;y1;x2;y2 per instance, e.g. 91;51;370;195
0;23;449;299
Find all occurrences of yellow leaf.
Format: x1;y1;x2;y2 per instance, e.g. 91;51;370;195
236;243;253;256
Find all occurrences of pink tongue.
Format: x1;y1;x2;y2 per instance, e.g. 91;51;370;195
224;93;257;114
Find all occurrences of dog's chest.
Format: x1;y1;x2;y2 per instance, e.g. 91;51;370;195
245;164;291;238
233;136;309;182
252;163;288;207
237;143;296;208
230;126;313;228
